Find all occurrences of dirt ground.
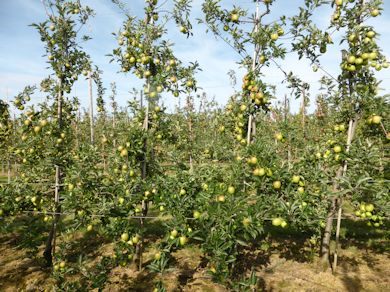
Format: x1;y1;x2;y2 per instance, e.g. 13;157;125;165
1;231;389;292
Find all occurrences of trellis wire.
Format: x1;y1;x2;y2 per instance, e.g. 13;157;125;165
11;210;387;221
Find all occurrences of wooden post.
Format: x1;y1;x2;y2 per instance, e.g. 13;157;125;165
301;88;306;140
247;114;253;145
333;198;342;272
333;119;356;271
247;0;260;144
52;165;60;255
88;71;94;145
7;159;11;183
187;95;194;172
136;89;149;271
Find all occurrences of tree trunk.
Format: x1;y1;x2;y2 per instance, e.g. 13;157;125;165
321;118;358;269
44;78;63;267
43;165;61;267
321;183;339;266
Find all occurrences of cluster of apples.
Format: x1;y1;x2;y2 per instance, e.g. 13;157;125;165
333;0;380;16
333;124;346;133
225;74;271;145
341;24;389;72
14;96;30;111
234;104;247;145
224;102;247;145
149;105;165;139
315;139;344;161
246;156;273;178
272;217;288;228
113;163;136;178
115;2;196;99
274;132;285;142
291;175;306;194
355;203;384;227
366;114;382;125
342;50;387;73
120;232;141;245
270;27;284;42
19;111;69;159
169;229;188;246
242;73;269;108
53;261;67;272
222;10;241;32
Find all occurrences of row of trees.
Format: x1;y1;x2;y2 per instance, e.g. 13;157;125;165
0;0;389;290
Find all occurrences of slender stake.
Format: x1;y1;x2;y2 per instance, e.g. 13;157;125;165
247;114;253;144
52;165;60;256
333;198;342;272
247;0;260;144
7;159;11;183
301;88;306;140
137;88;150;271
88;71;94;145
333;119;356;272
187;95;194;172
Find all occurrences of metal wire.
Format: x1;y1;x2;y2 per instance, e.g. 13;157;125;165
12;210;387;221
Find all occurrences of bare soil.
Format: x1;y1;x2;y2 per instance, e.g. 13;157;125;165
0;231;389;292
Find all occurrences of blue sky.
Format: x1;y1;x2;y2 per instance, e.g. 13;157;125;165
1;0;389;114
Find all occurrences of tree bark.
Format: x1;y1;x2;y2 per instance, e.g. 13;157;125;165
43;78;63;267
321;118;358;269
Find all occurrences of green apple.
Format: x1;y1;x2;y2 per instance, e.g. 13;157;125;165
170;230;178;238
365;204;374;212
121;233;129;242
366;31;375;38
273;181;281;189
217;195;225;202
371;115;381;124
275;133;283;141
154;252;161;260
248;156;258;165
242;217;251;227
179;236;188;246
227;186;235;194
292;175;300;183
271;33;279;41
370;8;379;16
132;235;140;244
272;217;283;226
333;145;342;153
230;13;239;22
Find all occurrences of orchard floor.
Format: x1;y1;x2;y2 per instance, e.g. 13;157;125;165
0;217;389;292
